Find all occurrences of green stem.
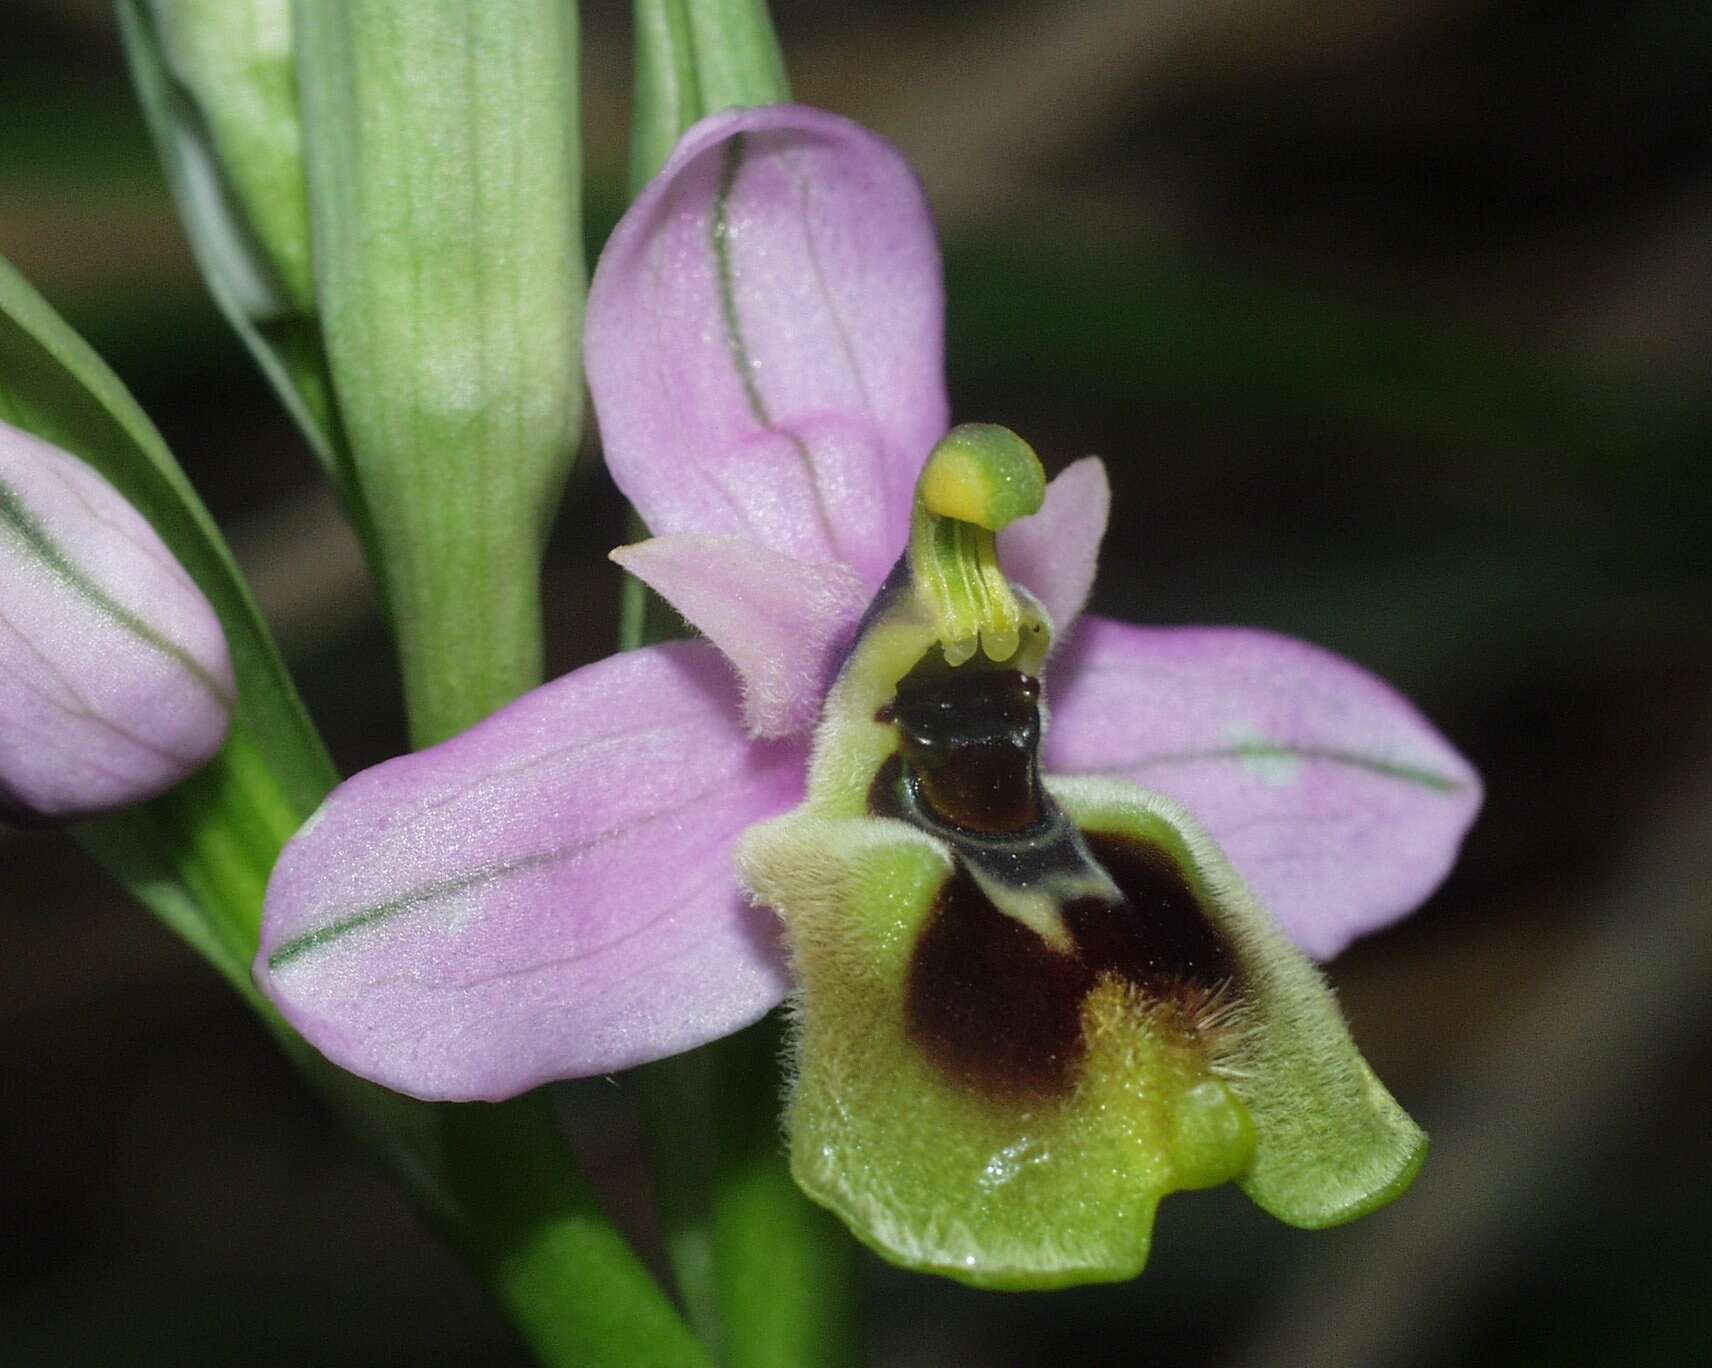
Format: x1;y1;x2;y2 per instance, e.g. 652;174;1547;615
642;1018;862;1368
680;0;790;111
640;1050;727;1353
631;0;702;197
419;1092;712;1368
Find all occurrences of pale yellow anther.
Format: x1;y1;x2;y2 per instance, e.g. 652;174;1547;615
919;448;993;527
909;424;1047;665
918;424;1046;531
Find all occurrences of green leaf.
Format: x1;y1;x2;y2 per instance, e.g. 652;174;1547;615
295;0;586;747
1;244;323;1002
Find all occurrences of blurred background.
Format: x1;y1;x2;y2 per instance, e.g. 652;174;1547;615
3;1;1709;1363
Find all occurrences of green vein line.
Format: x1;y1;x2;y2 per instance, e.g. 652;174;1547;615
0;476;233;707
1096;741;1468;794
709;132;837;543
267;847;565;970
712;133;770;424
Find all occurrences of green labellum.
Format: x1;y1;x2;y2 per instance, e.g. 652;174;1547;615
739;435;1424;1288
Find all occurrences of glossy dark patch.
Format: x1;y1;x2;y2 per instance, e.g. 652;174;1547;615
890;667;1042;834
867;752;908;821
905;862;1094;1098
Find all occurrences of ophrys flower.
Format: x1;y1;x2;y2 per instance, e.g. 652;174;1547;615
257;105;1479;1285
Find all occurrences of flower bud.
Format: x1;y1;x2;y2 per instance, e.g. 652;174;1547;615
0;419;234;822
148;0;313;315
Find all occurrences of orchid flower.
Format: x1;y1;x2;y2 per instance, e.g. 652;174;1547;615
257;106;1479;1286
0;416;233;823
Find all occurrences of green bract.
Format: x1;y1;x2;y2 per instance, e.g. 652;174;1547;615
740;428;1425;1289
295;0;587;746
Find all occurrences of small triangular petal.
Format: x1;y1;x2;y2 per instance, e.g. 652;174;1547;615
258;642;801;1101
611;535;868;737
997;456;1110;636
1047;618;1481;959
587;105;949;587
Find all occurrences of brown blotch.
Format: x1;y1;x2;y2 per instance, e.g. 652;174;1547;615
1072;831;1239;1000
904;835;1241;1102
905;863;1093;1099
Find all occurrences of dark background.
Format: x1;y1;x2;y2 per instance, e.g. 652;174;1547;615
4;1;1710;1364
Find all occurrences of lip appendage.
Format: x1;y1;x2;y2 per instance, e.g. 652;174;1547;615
740;425;1426;1288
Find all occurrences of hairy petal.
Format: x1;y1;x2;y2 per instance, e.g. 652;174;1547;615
587;104;947;586
611;535;867;738
0;419;233;821
1046;617;1481;959
998;456;1110;637
258;642;800;1101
